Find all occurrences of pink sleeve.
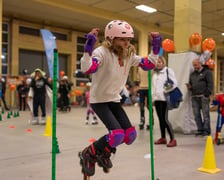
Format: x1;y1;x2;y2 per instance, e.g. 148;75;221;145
85;58;99;74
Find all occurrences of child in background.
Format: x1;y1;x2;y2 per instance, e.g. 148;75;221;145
58;76;72;112
17;80;29;111
212;93;224;144
85;82;98;125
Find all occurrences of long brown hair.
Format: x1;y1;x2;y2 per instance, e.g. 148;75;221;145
102;39;136;60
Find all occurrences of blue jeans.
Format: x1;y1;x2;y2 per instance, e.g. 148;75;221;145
191;96;211;135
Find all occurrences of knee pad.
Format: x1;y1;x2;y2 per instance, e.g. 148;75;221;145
106;129;125;148
123;126;137;145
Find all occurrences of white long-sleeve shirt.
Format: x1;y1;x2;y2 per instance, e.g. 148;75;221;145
81;46;151;103
151;67;177;102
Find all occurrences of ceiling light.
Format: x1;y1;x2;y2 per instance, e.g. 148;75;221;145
221;33;224;36
135;5;157;13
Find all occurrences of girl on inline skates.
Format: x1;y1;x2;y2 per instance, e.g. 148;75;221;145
78;19;161;178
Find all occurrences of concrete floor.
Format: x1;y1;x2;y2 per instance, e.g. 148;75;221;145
0;106;223;180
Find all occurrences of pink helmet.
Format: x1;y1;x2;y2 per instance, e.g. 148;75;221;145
105;20;134;40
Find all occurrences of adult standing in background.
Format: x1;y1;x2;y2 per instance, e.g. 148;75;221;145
17;80;29;111
152;56;177;147
186;58;214;136
0;77;9;110
29;68;52;125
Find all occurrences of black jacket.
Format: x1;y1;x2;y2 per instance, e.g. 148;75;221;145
189;67;213;97
30;77;52;96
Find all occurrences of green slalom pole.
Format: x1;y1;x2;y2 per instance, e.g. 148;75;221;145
52;49;58;180
148;70;155;180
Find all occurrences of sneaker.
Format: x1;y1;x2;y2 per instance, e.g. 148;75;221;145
39;117;46;125
31;117;38;125
167;139;177;147
154;138;167;145
85;120;89;125
195;131;203;136
67;106;71;112
139;117;145;130
91;119;98;125
202;131;210;136
146;124;153;130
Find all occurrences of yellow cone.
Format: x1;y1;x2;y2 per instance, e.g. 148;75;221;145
198;136;222;174
43;116;52;137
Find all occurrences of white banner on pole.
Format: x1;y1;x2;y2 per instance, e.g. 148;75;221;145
168;51;199;134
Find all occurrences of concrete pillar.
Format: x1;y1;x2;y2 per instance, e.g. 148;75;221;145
174;0;201;52
213;48;218;93
138;29;149;56
11;20;19;75
132;29;149;81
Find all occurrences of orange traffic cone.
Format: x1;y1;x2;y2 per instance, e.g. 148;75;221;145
26;128;32;133
42;116;52;137
10;125;15;129
198;136;222;174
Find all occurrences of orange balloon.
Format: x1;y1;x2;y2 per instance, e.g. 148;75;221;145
10;84;16;91
189;33;202;46
60;70;65;77
79;82;85;87
74;90;82;96
202;38;216;52
162;39;175;52
70;92;75;97
205;58;215;70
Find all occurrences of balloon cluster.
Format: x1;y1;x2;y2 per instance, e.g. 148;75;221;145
153;32;216;70
189;32;216;70
189;33;216;52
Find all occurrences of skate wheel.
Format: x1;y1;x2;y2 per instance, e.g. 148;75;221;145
216;139;220;145
78;152;82;158
97;162;103;167
103;167;110;173
84;172;90;180
78;152;84;166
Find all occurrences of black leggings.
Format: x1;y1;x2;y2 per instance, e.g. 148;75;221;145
33;95;46;117
91;102;133;152
91;102;132;130
154;101;174;140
